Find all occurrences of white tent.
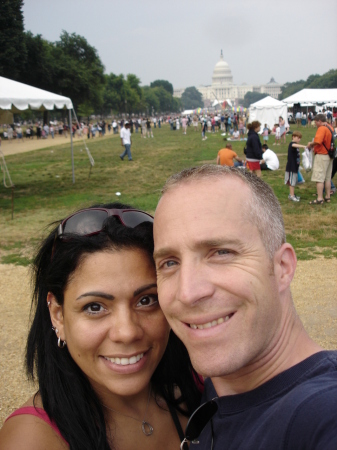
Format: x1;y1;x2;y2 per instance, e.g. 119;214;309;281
0;76;73;111
248;96;288;129
282;89;337;105
0;76;79;183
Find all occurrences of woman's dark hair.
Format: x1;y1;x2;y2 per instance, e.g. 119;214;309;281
26;202;201;450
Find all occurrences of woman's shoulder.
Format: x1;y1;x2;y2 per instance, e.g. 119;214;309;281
0;397;68;450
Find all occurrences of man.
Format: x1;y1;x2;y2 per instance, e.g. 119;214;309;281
260;144;279;170
307;113;334;204
295;110;302;127
119;121;132;161
217;143;243;167
153;165;337;449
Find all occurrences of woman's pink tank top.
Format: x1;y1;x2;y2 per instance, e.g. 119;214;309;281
6;406;68;445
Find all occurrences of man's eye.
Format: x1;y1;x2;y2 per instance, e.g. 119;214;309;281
164;260;178;268
216;249;230;255
137;295;158;307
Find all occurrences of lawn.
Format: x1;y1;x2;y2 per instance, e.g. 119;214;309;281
1;123;336;264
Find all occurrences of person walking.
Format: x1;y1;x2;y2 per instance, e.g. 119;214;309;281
119;121;133;161
245;121;263;177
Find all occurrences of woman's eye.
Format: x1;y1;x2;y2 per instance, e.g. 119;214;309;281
137;295;158;308
84;303;105;314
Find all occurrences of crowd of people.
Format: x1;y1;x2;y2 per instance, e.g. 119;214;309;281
215;113;336;204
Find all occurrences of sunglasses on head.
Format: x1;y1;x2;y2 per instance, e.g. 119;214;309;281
56;207;154;238
180;399;218;450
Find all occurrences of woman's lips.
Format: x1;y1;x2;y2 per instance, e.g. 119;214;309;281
100;350;149;374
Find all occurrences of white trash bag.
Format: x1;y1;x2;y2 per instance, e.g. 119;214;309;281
302;147;312;171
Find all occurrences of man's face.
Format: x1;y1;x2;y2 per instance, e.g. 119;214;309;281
315;120;322;128
154;178;283;379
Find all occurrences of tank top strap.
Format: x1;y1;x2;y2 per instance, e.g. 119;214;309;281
6;406;67;444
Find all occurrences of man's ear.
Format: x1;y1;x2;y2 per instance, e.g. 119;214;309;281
273;243;297;294
47;292;65;341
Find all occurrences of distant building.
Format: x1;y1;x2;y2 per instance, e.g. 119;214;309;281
173;51;282;105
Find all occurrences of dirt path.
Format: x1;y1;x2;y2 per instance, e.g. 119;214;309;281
0;131;117;157
0;259;336;426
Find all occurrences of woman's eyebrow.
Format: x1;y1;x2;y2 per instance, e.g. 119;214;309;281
76;292;114;301
133;283;157;297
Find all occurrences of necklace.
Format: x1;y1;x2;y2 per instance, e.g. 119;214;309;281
102;387;154;436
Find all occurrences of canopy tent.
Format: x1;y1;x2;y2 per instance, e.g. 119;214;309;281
323;102;337;108
0;76;73;111
181;110;194;116
282;89;337;105
0;76;94;186
248;96;288;129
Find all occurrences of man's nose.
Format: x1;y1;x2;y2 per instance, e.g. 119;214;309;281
176;261;214;306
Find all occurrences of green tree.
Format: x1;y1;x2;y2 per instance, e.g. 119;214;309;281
18;32;55;91
125;74;142;114
0;0;26;80
127;74;142;98
52;31;105;110
103;73;125;113
304;74;321;87
142;86;160;113
279;69;337;99
307;69;337;89
103;73;142;114
279;80;306;99
152;86;173;112
243;91;268;107
172;96;182;113
150;79;173;95
181;87;203;109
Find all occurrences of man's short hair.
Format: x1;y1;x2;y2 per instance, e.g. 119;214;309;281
160;165;286;259
225;144;233;149
313;114;327;123
292;131;302;138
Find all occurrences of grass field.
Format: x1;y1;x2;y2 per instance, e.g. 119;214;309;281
1;123;336;265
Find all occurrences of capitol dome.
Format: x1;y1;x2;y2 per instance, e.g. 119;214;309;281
212;50;233;86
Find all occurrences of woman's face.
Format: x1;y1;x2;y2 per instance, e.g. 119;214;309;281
49;248;170;400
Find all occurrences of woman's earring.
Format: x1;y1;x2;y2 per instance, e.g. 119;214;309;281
57;336;67;348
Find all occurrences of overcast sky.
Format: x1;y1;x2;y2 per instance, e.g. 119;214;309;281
23;0;337;89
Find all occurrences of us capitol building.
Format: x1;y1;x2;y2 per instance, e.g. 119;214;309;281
173;50;282;106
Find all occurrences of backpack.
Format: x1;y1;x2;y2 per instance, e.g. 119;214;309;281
322;124;337;159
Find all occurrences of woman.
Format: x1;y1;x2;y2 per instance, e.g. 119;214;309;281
245;121;263;177
279;116;286;144
0;203;201;450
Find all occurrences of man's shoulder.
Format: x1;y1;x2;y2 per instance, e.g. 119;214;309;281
202;352;337;449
